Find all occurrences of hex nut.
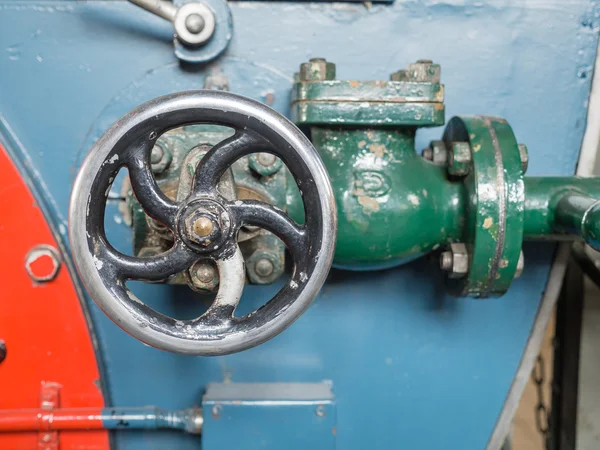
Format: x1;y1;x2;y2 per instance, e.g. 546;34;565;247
440;243;470;279
518;144;529;174
448;142;472;177
247;250;282;285
25;245;61;282
428;140;448;166
298;58;336;82
249;153;283;176
391;60;441;83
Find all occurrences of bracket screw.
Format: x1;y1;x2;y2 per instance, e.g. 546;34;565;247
447;142;472;177
299;58;336;82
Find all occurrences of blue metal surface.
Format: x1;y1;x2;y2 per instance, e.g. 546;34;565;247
202;383;336;449
0;1;598;449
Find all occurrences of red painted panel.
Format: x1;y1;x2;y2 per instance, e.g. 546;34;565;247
0;144;110;449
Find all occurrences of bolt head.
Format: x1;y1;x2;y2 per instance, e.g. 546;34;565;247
257;153;277;167
185;13;205;34
25;245;61;282
255;258;274;278
193;216;214;238
188;260;219;293
299;58;336;81
447;142;472;177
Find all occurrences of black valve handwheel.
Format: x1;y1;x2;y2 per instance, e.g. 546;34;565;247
70;91;336;355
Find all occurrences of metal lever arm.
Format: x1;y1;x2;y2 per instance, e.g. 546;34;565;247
128;0;177;21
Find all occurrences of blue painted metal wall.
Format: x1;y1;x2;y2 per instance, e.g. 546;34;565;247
0;1;598;448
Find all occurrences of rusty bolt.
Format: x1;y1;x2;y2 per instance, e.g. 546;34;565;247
188;260;219;293
25;245;61;282
0;340;6;364
514;251;525;279
518;144;529;174
299;58;336;82
440;243;470;278
447;142;472;177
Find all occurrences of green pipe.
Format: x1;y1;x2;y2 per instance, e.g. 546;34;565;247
524;177;600;240
554;193;600;250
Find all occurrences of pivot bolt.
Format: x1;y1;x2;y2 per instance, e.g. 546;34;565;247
440;243;470;278
185;13;205;34
518;144;529;174
25;245;61;282
299;58;336;82
257;153;277;167
447;142;472;177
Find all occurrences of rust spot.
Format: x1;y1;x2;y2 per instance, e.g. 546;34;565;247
265;92;275;105
332;426;337;436
434;103;444;111
349;80;360;88
483;217;493;229
358;140;367;149
358;195;380;214
367;131;374;139
369;143;386;158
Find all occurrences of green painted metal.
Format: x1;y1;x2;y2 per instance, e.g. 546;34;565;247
554;193;600;250
524;177;600;238
309;127;463;270
442;116;525;297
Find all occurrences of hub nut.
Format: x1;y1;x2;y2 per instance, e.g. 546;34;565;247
25;245;61;282
184;212;219;246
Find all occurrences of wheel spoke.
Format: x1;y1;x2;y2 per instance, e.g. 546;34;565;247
192;131;268;195
125;141;179;229
99;240;198;281
229;200;306;260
